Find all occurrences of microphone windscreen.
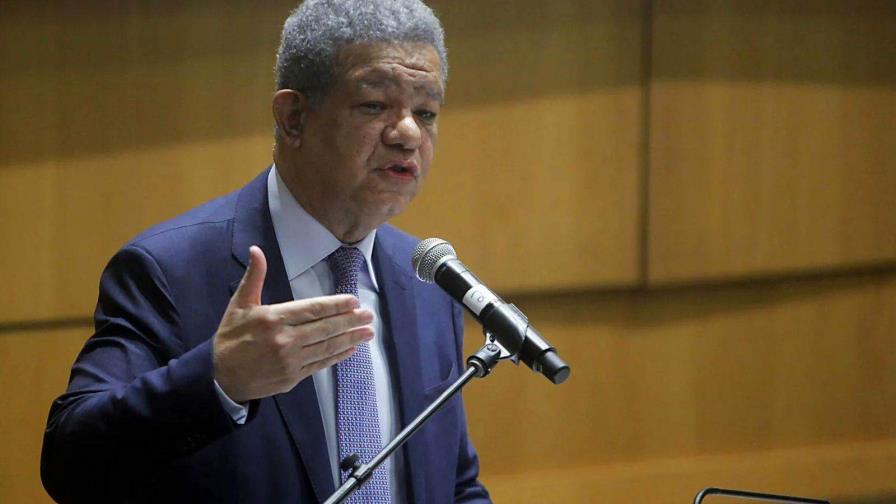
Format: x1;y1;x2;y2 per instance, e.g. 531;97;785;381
412;238;457;283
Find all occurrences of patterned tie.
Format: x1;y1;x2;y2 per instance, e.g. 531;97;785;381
326;246;391;502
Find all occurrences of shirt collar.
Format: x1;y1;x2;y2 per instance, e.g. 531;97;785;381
267;165;379;290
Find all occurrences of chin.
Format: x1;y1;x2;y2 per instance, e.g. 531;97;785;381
366;198;412;224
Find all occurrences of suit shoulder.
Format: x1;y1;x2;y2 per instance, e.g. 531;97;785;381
128;190;238;249
124;168;269;254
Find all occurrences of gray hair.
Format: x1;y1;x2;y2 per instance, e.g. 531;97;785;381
276;0;448;103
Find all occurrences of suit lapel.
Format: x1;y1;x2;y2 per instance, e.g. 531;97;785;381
231;168;334;501
373;237;429;504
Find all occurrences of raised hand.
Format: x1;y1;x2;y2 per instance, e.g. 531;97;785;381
212;246;373;403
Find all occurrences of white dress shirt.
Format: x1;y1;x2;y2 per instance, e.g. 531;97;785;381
215;166;406;503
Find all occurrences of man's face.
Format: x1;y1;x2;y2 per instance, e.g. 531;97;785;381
290;41;444;239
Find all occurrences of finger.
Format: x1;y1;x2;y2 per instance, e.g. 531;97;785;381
286;308;373;346
232;246;267;308
299;325;374;365
269;294;360;325
301;346;358;376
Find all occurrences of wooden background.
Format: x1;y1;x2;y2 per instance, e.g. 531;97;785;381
1;1;894;502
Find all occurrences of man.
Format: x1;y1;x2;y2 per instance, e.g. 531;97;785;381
40;1;491;502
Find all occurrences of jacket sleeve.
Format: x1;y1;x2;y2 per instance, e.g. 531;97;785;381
40;244;238;503
450;302;493;503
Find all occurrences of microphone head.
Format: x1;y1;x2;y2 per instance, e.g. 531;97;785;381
412;238;457;283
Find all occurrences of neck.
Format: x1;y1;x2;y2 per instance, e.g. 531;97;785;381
273;152;374;243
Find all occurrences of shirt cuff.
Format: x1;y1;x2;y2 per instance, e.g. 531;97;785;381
213;379;248;425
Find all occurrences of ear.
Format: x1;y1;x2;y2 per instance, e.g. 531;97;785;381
272;89;309;147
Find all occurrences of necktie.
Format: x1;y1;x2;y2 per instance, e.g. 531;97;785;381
326;246;391;502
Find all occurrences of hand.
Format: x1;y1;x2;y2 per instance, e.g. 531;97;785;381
213;246;373;403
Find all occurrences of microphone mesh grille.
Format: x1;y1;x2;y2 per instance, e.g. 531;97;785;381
412;238;456;283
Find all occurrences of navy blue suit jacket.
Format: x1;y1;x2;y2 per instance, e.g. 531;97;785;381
41;169;490;503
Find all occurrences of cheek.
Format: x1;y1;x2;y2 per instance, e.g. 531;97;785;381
354;129;385;165
325;115;378;166
420;134;436;170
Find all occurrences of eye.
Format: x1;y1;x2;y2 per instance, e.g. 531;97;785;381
415;109;438;123
360;102;387;113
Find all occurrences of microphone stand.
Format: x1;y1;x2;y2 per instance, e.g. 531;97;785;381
694;487;829;504
323;341;505;504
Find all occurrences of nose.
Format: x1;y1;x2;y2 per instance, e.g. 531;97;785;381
382;110;422;151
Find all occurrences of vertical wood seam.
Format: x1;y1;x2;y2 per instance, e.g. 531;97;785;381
638;0;655;289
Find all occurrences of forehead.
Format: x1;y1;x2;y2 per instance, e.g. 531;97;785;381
335;42;444;101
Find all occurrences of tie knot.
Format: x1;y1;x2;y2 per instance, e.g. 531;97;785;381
327;246;365;298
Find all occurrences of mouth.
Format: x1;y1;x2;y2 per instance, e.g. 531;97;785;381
380;161;419;181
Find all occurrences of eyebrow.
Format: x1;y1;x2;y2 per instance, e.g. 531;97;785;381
358;78;444;104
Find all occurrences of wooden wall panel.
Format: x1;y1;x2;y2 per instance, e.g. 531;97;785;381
481;439;896;503
396;88;643;292
463;272;896;481
404;0;645;292
0;326;91;504
647;1;896;284
0;2;291;323
0;137;271;323
0;2;285;164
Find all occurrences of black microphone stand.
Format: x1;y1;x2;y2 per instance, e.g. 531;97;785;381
323;341;505;504
694;487;829;504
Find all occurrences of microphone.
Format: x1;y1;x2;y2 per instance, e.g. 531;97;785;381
412;238;571;385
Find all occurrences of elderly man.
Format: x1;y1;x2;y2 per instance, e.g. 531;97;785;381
40;1;491;503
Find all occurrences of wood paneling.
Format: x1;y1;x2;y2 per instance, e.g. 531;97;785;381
0;326;91;503
396;88;643;292
481;439;896;503
0;2;291;323
0;136;271;323
647;1;896;284
0;2;287;164
408;0;645;292
463;271;896;476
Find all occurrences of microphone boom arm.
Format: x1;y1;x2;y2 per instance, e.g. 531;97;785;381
324;341;504;504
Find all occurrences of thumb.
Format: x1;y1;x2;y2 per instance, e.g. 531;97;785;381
232;245;267;308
